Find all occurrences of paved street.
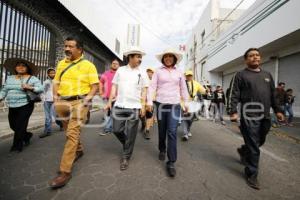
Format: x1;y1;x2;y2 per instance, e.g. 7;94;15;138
0;111;299;200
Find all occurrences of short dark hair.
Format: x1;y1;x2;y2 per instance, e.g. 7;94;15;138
278;82;285;86
286;88;293;93
111;58;119;63
47;68;55;74
161;54;177;66
65;36;84;49
244;48;260;59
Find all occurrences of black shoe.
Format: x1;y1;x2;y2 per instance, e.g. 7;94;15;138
237;147;246;165
10;145;17;152
159;152;166;161
120;158;129;171
16;143;23;152
166;162;176;177
74;151;84;162
246;175;260;190
144;130;150;140
39;132;51;138
24;132;33;146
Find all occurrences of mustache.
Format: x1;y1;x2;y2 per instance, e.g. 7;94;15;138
65;51;72;56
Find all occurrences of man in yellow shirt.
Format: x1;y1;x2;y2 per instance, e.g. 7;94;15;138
182;70;206;141
49;36;99;189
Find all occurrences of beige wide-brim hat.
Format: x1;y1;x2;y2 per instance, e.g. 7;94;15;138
4;58;39;75
156;48;183;65
123;46;146;57
146;67;155;72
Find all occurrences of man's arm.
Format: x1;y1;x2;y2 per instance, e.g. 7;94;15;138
227;72;241;121
140;87;147;117
53;80;60;102
83;83;98;106
99;76;105;96
270;75;285;121
105;83;117;110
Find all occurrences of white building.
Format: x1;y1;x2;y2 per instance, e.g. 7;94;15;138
58;0;123;60
127;24;141;47
186;0;300;116
185;0;245;83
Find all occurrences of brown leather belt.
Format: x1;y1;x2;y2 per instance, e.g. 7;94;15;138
60;95;87;101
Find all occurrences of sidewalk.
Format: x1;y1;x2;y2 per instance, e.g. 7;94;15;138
0;103;45;140
0;98;105;140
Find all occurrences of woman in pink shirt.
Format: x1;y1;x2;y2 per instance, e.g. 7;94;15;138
147;48;188;177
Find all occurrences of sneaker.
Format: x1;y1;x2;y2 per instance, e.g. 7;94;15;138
120;158;129;171
246;175;260;190
182;135;188;141
187;132;192;137
221;121;226;125
288;123;294;127
98;132;107;136
166;162;176;177
144;130;150;140
39;132;51;138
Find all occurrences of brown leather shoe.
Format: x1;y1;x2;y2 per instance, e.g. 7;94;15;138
120;158;129;171
74;151;84;162
49;172;72;189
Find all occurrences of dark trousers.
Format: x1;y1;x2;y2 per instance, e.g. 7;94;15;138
112;107;140;159
155;102;181;163
8;103;34;148
182;113;195;136
239;118;271;177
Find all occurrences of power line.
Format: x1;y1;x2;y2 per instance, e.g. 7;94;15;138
201;0;246;45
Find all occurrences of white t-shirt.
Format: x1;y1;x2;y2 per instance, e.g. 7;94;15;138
112;65;149;109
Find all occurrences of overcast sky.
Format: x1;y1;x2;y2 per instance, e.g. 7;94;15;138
88;0;256;68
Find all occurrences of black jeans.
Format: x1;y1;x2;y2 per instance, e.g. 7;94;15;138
239;117;271;177
112;107;140;159
8;103;34;148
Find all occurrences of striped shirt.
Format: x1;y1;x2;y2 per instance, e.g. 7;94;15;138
0;75;43;108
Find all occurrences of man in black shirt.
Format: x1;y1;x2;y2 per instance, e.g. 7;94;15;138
227;48;284;190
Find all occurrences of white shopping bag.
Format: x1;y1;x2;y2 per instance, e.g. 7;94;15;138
186;101;201;113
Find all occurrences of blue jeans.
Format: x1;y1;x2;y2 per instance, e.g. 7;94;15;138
44;101;62;133
284;104;294;123
155;102;181;163
104;114;113;133
272;105;285;125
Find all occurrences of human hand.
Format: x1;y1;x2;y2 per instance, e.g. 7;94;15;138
230;113;239;122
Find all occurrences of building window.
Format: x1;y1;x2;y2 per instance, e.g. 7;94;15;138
201;30;205;47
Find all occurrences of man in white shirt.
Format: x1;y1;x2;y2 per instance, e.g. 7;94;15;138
105;47;149;170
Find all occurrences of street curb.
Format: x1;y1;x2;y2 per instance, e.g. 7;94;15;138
0;108;101;141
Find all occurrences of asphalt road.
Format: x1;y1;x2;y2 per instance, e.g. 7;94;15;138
0;111;299;200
